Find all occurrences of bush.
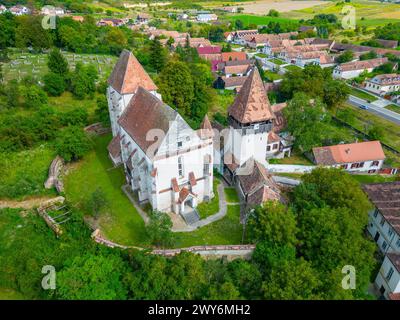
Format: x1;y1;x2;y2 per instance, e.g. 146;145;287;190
59;107;89;126
54;126;91;162
43;72;66;96
22;85;48;109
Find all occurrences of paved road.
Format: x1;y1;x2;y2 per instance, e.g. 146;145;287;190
348;95;400;125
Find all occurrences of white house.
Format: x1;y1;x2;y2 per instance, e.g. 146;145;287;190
312;141;385;173
196;13;218;23
364;73;400;96
231;30;258;45
363;181;400;300
9;5;30;15
0;5;7;14
332;58;389;80
41;6;65;16
106;50;214;223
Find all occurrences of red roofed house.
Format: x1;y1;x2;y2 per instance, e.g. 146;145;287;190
221;51;247;62
312;141;385;173
106;50;214;224
333;58;389;80
197;46;222;62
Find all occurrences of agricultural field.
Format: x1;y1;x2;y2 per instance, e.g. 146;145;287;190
283;0;400;27
2;50;118;83
226;14;299;27
229;0;326;14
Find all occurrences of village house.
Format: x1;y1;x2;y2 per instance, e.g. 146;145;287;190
197;46;222;63
9;5;30;15
312;141;385;173
172;37;211;49
293;51;334;68
137;13;151;24
106;50;214;224
223;64;252;78
230;30;259;45
214;76;249;92
246;32;299;49
41;6;65;16
97;18;126;27
376;39;399;49
196;13;218;23
148;30;188;42
362;182;400;300
332;57;389;80
72;16;84;23
298;25;317;33
221;51;248;62
0;5;6;14
364;74;400;96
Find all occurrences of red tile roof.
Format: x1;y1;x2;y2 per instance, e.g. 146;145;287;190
197;115;214;139
197;46;221;55
107;134;121;159
387;252;400;273
221;52;247;62
108;50;157;94
118;87;177;157
228;68;274;124
313;141;385;166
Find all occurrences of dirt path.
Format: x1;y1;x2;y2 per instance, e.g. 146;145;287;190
0;196;57;210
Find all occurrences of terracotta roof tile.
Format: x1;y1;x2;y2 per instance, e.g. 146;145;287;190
221;52;247;62
171;178;179;193
197;115;214;139
221;76;248;88
387;252;400;273
313;141;385;166
337;58;388;72
189;172;197;186
224;64;250;75
362;182;400;234
178;187;190;203
228;68;274;124
107;135;121;159
108;50;157;94
118;87;177;157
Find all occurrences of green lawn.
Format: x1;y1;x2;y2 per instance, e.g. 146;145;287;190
0;145;56;200
64;134;148;247
269;58;285;66
284;65;302;72
351;174;397;184
173;205;243;248
224;187;240;203
268;152;313;165
349;87;378;102
385;104;400;114
2;50;117;83
255;53;268;58
197;178;220;220
264;70;283;81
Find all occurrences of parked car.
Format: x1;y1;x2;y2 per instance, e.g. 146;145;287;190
359;105;369;110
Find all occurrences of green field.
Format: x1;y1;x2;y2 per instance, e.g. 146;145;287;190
269;58;286;66
197;178;220;219
264;70;283;81
2;50;117;83
284;64;302;72
227;14;299;27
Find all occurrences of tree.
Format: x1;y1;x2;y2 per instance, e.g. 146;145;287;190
95;95;110;126
157;60;194;117
323;79;350;109
22;85;48;109
234;19;244;30
293;167;372;226
262;258;321;300
4;79;20;108
57;253;128;300
87;187;109;218
149;38;168;73
47;48;69;76
54;126;91;162
71;62;98;99
43;72;66;96
359;50;377;61
268;9;280;17
15;16;52;51
283;93;331;152
336;50;354;63
368;124;384;140
145;210;174;248
104;28;128;54
247;201;298;246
